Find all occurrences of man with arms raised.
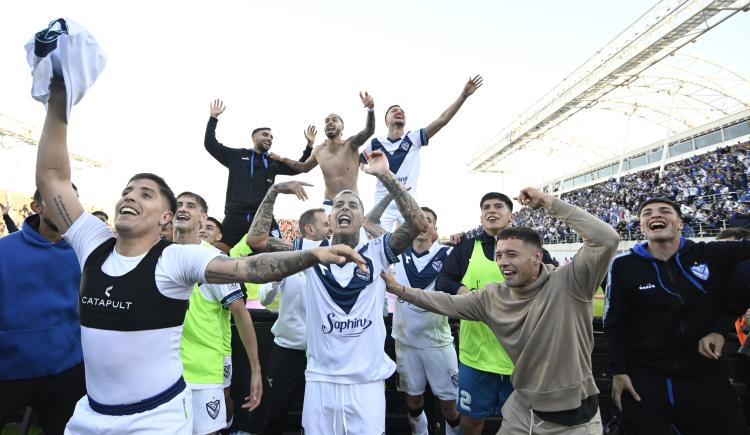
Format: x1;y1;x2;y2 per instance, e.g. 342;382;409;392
269;92;375;211
205;100;315;253
363;76;482;230
605;198;750;434
173;192;262;435
36;80;365;434
248;151;428;434
384;187;619;434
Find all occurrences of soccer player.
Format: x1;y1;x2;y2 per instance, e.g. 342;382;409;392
173;192;262;435
205;99;315;253
268;92;375;212
36;79;365;434
605;198;750;434
384;187;620;434
390;207;461;435
435;192;515;435
248;151;428;434
362;75;483;230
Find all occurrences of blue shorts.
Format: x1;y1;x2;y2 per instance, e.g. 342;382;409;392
457;362;514;418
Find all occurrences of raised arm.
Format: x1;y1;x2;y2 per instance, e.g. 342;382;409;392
1;203;19;234
204;99;233;167
204;244;366;284
271;126;319;175
346;91;375;148
35;79;84;234
360;151;428;255
247;181;311;253
361;190;396;238
424;75;483;139
517;186;619;300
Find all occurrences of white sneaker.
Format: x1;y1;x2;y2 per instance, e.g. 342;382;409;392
407;410;429;435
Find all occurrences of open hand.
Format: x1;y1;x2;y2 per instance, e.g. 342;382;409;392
0;201;10;216
314;244;368;273
462;75;483;97
210;99;226;118
360;150;390;177
304;125;317;146
271;181;312;201
611;374;641;411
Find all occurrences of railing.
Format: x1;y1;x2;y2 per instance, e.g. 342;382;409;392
541;220;729;245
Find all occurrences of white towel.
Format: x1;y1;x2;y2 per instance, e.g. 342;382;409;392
25;18;107;121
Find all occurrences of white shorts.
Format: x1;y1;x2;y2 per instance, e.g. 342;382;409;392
65;388;192;434
191;387;226;435
302;380;386;435
222;356;232;389
396;341;458;401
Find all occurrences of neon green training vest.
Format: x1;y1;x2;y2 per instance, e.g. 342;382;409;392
459;240;515;375
181;242;233;385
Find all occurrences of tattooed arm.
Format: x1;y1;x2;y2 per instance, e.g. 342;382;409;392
35;79;84;233
247;181;312;252
347;91;375;149
204;244;366;284
361;151;428;256
361;191;395;238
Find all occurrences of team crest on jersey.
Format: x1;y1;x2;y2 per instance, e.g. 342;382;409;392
451;373;459;388
690;263;710;281
400;140;410;152
206;399;220;419
354;267;371;281
431;260;443;272
223;364;231;379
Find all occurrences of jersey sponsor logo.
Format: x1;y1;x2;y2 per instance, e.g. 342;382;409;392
397;176;408;183
406;303;428;314
321;312;372;337
690;263;710;281
80;295;133;310
637;283;656;291
104;285;113;297
206;399;220;419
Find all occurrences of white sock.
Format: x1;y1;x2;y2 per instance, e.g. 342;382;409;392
407;410;428;435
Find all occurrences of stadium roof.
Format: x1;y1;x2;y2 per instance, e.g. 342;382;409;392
469;0;750;177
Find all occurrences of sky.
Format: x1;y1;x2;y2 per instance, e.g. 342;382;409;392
2;0;749;234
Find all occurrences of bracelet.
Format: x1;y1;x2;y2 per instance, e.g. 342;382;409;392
400;284;407;298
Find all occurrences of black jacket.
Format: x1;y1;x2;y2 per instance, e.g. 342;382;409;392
436;231;557;294
205;117;312;215
604;238;750;377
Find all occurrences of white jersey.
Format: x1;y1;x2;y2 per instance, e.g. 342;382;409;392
295;235;398;384
64;213;221;405
392;243;454;349
258;272;307;351
363;129;427;220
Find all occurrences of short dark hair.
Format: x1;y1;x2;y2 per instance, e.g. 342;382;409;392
421;206;437;222
33;183;78;203
385;105;401;121
716;227;750;241
92;210;109;221
637;197;681;218
128;173;177;213
206;216;223;234
480;192;513;212
251;127;272;137
497;226;542;249
299;208;326;237
177;191;208;213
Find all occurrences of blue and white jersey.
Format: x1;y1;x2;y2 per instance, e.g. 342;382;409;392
295;235;399;384
392;243;454;349
362;129;428;220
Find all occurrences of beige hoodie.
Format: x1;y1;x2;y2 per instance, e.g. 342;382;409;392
399;198;619;412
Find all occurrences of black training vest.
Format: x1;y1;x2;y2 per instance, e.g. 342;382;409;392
79;238;188;331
